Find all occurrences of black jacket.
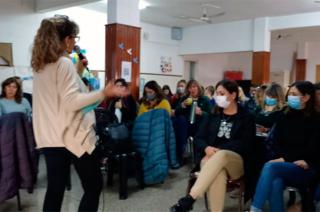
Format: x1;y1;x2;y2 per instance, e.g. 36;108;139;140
108;95;137;124
194;104;256;161
273;109;320;171
174;95;212;122
194;104;259;201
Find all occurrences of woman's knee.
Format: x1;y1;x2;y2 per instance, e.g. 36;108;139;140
213;150;229;161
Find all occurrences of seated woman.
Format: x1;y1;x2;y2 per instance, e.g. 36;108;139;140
171;79;187;110
107;78;137;124
250;81;319;212
315;82;320;114
255;85;267;110
173;79;211;164
170;79;256;212
162;84;173;102
0;77;31;117
174;79;211;136
254;82;285;133
204;85;216;107
138;80;171;116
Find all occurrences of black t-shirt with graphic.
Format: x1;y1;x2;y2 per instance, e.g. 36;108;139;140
215;114;236;147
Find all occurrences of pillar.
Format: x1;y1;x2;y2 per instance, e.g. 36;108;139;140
106;0;141;99
252;18;271;85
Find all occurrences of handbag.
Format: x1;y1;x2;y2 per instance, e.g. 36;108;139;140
104;122;129;141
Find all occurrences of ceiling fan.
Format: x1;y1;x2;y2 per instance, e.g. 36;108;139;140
179;3;225;24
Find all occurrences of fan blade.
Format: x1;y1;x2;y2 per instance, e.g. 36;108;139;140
208;11;226;18
188;18;206;23
202;3;221;9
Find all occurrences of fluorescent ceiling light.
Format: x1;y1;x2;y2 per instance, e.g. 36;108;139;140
139;0;150;10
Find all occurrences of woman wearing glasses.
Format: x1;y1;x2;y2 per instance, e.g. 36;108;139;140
31;15;126;212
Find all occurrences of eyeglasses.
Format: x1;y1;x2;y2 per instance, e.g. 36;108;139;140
54;14;69;20
73;36;80;42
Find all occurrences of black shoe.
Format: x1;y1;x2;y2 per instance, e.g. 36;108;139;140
170;195;195;212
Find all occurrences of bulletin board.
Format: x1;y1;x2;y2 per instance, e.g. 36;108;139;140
0;43;13;66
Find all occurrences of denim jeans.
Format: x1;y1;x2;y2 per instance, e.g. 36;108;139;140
252;162;315;212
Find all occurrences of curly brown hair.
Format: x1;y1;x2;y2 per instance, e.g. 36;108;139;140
0;77;23;103
31;15;79;71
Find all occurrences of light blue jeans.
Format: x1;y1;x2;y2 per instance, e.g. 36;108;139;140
251;162;315;212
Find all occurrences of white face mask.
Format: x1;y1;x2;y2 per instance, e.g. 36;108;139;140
214;95;231;108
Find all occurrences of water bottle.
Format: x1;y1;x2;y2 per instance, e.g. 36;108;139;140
189;101;197;124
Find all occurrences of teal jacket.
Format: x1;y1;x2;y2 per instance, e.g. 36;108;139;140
131;109;179;185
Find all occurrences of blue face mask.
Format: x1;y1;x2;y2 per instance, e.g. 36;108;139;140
264;96;278;106
146;93;156;101
287;95;301;110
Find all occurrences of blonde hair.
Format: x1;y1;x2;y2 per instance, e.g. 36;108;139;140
255;85;267;108
263;82;285;110
31;16;79;71
238;86;246;102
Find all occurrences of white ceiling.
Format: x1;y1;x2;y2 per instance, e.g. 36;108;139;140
138;0;320;27
9;0;320;28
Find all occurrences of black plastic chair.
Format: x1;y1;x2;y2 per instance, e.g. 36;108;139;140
95;108;144;199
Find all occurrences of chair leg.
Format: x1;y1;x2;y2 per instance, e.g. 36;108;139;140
239;183;245;212
300;188;315;212
119;154;128;200
17;190;22;211
135;153;144;189
66;164;71;191
287;190;296;207
204;192;209;211
107;157;114;186
187;137;195;164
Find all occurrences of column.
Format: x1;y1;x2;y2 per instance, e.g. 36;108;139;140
106;0;141;99
295;42;308;81
252;18;271;85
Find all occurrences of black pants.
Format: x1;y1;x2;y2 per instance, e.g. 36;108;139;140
42;148;102;212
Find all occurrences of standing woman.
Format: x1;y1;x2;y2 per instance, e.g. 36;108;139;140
31;16;125;212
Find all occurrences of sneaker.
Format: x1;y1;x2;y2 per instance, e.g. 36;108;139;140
170;195;195;212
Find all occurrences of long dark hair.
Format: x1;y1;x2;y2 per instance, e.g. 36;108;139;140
213;79;239;114
115;78;128;87
162;85;173;97
286;81;315;115
0;77;23;103
142;80;165;105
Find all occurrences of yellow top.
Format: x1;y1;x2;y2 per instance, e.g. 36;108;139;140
138;99;171;116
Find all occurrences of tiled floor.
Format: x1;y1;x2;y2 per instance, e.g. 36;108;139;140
0;156;248;212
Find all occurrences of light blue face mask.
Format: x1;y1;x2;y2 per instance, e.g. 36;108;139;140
287;95;301;110
146;93;156;101
264;96;278;106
